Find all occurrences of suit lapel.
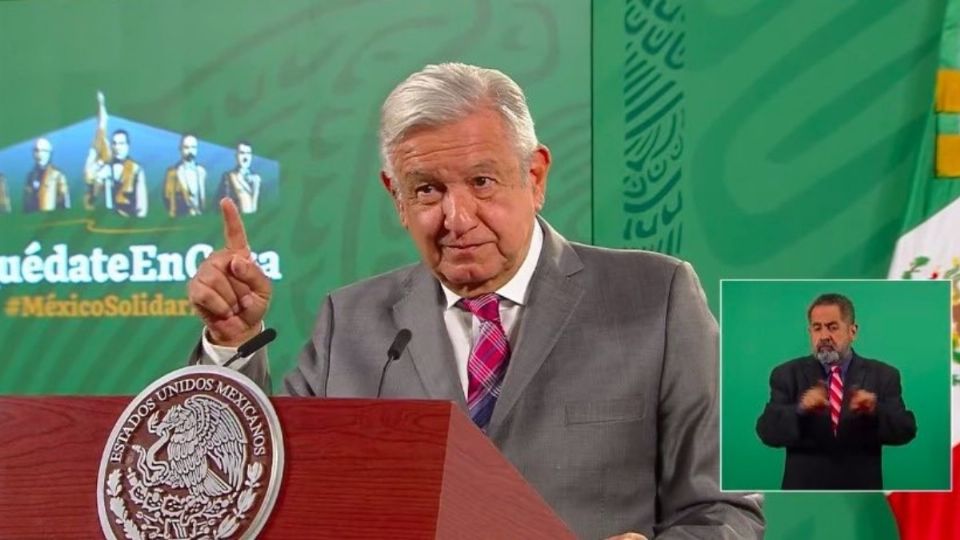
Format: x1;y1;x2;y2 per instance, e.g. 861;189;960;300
487;219;584;437
392;266;467;409
799;356;824;392
799;357;833;435
840;353;866;423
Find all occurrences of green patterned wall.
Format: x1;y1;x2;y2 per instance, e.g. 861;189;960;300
593;1;945;539
593;0;685;255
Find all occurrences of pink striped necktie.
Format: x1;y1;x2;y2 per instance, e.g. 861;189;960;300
458;294;511;429
828;365;843;435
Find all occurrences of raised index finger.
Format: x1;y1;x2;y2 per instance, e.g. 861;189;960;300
221;197;250;253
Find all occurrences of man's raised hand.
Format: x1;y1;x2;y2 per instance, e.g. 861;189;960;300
799;381;829;413
187;198;272;346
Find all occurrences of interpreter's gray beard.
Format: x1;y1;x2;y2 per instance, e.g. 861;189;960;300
816;349;840;365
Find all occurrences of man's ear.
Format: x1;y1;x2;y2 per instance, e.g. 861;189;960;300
527;145;551;211
381;171;407;228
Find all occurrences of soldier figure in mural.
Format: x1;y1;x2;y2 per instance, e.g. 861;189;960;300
84;92;111;210
84;92;148;217
164;134;207;217
0;173;11;213
23;137;70;213
219;141;261;214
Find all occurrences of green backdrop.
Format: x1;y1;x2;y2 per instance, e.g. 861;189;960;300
1;0;952;537
592;1;948;537
720;280;951;491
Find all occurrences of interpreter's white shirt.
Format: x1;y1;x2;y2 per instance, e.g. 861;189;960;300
203;222;545;396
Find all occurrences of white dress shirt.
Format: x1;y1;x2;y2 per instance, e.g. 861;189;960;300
203;222;545;396
440;221;543;396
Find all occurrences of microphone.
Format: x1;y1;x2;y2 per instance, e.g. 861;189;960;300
376;329;412;398
223;328;278;368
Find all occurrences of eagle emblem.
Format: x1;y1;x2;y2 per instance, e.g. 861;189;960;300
98;366;283;540
133;395;247;497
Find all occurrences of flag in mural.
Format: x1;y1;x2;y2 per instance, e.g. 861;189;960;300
886;0;960;537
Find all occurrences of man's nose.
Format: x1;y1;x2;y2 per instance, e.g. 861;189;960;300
442;187;479;234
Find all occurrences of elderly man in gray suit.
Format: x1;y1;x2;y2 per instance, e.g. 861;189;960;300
188;63;763;539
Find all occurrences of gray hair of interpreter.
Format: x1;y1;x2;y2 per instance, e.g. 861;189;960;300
378;62;539;180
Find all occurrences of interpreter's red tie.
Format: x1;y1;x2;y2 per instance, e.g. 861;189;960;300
829;365;843;435
458;294;510;430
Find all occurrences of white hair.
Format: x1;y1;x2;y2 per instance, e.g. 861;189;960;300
379;62;539;178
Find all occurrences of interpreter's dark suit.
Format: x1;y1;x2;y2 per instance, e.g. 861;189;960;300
756;353;917;490
209;219;764;538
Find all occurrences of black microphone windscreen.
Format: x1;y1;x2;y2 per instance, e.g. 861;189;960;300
237;328;278;358
387;329;412;360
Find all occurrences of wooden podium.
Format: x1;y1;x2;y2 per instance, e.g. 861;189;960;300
0;396;573;538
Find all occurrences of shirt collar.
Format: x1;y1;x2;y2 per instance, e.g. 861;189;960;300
819;349;854;379
440;220;544;309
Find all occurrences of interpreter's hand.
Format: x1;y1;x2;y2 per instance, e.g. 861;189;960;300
187;198;272;346
605;533;647;540
799;381;829;413
849;388;877;415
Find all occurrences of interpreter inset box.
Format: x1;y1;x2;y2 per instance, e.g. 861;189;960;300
719;279;952;492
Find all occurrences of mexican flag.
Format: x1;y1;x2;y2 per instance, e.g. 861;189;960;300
886;0;960;536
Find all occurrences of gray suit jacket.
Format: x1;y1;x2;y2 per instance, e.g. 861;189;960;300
224;220;763;539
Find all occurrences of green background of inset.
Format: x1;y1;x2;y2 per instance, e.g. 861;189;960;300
721;280;951;491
